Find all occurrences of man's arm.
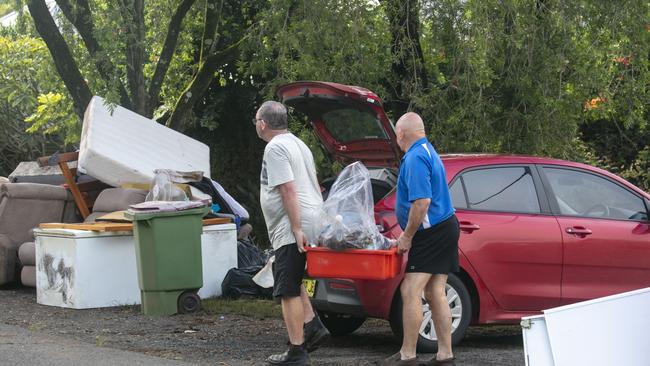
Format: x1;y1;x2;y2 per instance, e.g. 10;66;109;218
278;180;307;252
397;198;431;254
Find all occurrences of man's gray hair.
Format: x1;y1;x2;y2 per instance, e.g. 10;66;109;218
258;101;288;130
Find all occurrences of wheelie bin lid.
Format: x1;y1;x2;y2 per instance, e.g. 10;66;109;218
125;206;209;221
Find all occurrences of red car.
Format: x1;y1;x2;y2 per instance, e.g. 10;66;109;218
277;81;650;351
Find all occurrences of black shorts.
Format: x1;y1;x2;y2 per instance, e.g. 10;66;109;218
272;243;306;299
406;215;460;274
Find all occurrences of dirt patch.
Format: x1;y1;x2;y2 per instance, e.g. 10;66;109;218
0;287;524;365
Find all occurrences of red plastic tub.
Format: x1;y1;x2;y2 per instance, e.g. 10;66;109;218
305;246;402;280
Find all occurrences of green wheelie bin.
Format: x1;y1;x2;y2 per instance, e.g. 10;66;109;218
127;206;208;316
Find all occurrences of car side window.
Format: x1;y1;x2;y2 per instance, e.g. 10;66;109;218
460;167;541;213
543;167;648;221
449;179;467;209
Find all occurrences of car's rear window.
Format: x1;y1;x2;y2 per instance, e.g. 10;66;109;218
322;108;387;143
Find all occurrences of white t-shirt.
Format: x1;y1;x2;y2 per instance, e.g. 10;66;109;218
260;133;323;250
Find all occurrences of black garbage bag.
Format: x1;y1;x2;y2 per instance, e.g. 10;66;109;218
221;266;273;299
237;238;266;268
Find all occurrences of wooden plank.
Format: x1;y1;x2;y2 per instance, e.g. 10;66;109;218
201;217;232;225
40;217;232;232
37;152;106;213
39;222;133;232
59;162;90;219
37;151;80;167
36;151;91;219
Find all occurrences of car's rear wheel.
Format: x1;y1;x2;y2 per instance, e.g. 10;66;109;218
318;311;367;336
389;273;472;352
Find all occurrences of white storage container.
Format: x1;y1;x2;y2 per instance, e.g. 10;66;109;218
521;287;650;366
197;224;238;299
78;96;211;187
35;230;139;309
34;224;237;309
521;315;554;366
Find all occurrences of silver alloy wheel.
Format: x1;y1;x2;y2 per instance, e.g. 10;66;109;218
419;283;463;341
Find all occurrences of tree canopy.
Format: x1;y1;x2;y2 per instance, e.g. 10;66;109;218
1;0;648;242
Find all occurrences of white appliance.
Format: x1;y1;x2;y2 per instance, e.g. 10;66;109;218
34;224;237;309
521;287;650;366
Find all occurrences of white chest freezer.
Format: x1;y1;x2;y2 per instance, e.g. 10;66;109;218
34;224;237;309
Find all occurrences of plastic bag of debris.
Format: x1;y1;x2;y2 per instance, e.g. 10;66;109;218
221;266;273;299
145;170;188;201
317;161;392;251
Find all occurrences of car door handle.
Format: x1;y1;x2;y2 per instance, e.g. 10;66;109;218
459;221;480;233
566;226;592;237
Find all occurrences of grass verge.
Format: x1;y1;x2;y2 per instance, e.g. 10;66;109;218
202;298;282;319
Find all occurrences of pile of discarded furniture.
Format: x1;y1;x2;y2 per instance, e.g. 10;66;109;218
0;96;252;309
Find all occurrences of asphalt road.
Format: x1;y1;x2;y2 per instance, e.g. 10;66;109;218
0;287;525;365
0;323;197;366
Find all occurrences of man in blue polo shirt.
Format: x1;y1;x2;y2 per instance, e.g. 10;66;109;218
380;113;459;366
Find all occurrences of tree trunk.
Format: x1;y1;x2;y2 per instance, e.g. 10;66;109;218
54;0;132;109
146;0;198;117
166;0;243;131
166;39;243;131
382;0;428;119
27;0;92;120
119;0;147;115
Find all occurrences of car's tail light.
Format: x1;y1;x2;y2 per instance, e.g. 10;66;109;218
328;280;356;291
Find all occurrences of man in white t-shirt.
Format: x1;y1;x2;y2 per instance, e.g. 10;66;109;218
254;101;329;365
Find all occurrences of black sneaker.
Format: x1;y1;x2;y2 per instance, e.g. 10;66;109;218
304;315;330;353
267;343;310;365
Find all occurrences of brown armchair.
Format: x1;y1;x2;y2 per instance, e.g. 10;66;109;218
0;183;77;285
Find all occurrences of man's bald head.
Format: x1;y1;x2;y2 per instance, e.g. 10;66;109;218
395;112;426;152
396;112;425;133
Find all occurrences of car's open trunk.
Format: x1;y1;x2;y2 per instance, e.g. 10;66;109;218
321;167;398;204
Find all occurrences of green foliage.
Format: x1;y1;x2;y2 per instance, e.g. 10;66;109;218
289;113;336;179
0;0;15;17
0;35;68;176
573;1;650;191
2;0;648;243
25;92;79;143
411;1;581;157
242;0;391;98
0;4;12;17
241;0;393;179
238;0;649;194
626;147;650;191
52;0;202;110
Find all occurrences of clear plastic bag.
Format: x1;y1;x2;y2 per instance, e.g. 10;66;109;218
145;170;188;202
317;161;392;250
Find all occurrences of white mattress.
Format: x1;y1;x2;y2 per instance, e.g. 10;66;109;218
78;96;210;187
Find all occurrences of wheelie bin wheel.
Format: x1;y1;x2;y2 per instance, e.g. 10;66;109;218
178;291;201;314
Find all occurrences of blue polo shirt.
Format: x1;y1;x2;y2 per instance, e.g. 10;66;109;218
396;137;454;231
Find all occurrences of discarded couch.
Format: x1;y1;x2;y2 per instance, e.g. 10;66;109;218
17;187;147;287
0;183;77;286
